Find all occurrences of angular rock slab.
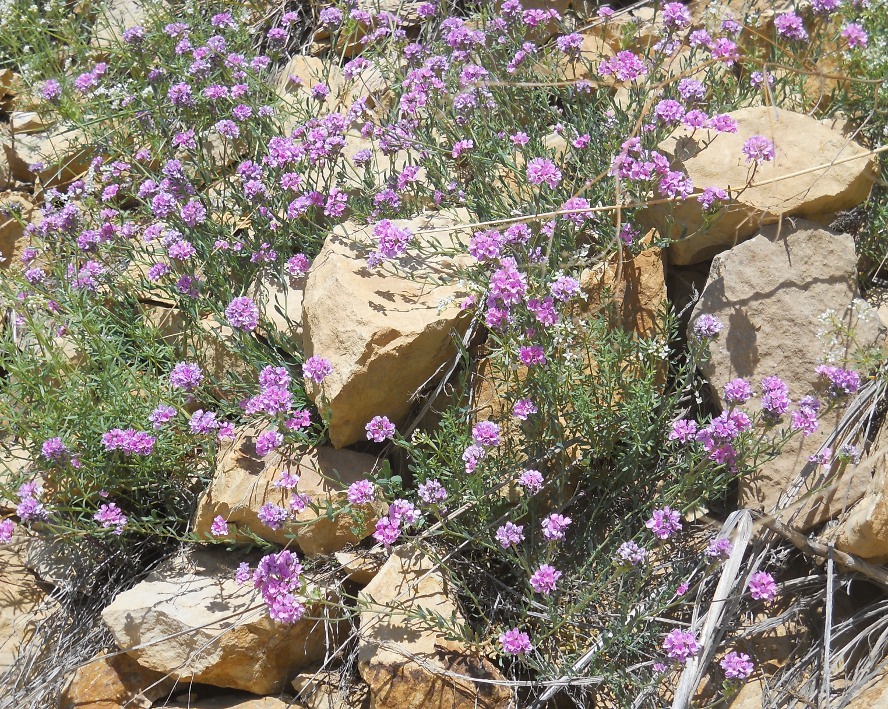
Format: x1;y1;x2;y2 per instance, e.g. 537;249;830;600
642;106;876;264
58;651;173;709
834;450;888;562
0;537;58;674
690;221;883;525
302;210;472;448
194;427;380;554
101;548;331;695
358;547;511;709
0;191;36;268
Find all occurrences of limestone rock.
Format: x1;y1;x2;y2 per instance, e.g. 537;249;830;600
10;111;55;135
0;191;36;267
0;537;58;674
845;671;888;708
579;237;668;339
292;669;368;709
834;452;888;562
58;651;173;709
0;138;11;190
164;697;292;709
690;221;884;525
335;550;383;585
642;106;877;264
194;428;380;554
6;125;94;186
101;547;332;695
358;547;511;709
92;0;147;47
302;210;472;448
252;269;304;354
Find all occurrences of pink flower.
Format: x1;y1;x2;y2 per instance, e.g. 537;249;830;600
255;430;283;457
526;157;562;189
721;651;754;679
530;564;561;594
348;479;376;505
741;135;775;164
518;469;544;493
303;356;333;384
373;516;402;546
541;513;572;541
211;516;229;536
748;571;777;601
499;628;533;655
662;629;699;664
646;506;682;540
94;502;128;534
495;522;524;548
0;519;15;543
366;415;396;442
842;23;868;49
472;421;501;447
512;399;538;420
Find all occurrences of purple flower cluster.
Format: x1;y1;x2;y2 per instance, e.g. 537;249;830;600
368;220;413;267
94;502;128;534
815;365;860;397
692;314;722;339
496;521;524;548
512;398;538;420
761;376;790;417
41;437;70;462
499;628;533;655
518;469;544;493
418;479;448;506
245;366;294;417
646;506;682;540
170;362;203;391
529;564;561;594
348;479;376;505
102;428;156;456
225;296;259;331
252;550;305;624
16;482;48;522
373;499;420;547
472;420;501;447
721;651;754;680
791;396;820;437
255;430;283;457
541;513;572;541
303;356;333;384
616;540;647;566
663;629;699;664
749;571;777;601
366;415;396;442
741;135;775;165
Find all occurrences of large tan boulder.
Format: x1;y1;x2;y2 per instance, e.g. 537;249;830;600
58;651;173;709
642;106;877;264
690;221;884;527
0;191;35;268
194;427;379;555
101;547;333;695
92;0;147;47
5;125;94;186
0;537;58;674
358;547;511;709
834;452;888;562
302;210;471;448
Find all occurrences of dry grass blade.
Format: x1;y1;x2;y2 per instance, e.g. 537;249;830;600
671;510;753;709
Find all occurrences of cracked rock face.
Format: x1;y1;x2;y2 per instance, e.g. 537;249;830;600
302;210;472;448
642;106;876;265
101;548;335;695
690;220;884;526
357;548;511;709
